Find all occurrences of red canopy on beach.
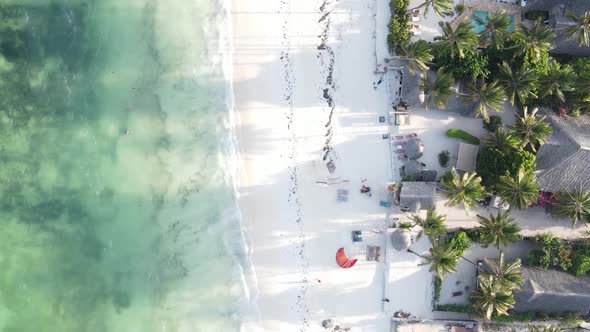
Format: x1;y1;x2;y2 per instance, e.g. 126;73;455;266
336;247;357;269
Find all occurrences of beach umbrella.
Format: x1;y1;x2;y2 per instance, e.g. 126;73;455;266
391;229;413;251
406;138;424;160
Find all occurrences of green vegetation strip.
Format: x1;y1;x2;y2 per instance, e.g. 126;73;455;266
387;0;410;54
446;129;480;145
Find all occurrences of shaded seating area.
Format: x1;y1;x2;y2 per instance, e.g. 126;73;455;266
390;229;413;251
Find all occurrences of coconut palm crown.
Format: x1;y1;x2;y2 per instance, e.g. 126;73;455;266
538;62;576;103
513;19;555;61
512;107;552;152
498;61;538;106
420;68;454;109
462;80;506;122
477;210;521;250
563;10;590;47
399;40;434;75
483;127;519;151
433;21;478;59
553;188;590;227
497;170;540;210
441;168;484;213
475;11;511;48
414;240;458;280
408;0;454;18
481;252;524;291
409;208;447;241
470;274;515;320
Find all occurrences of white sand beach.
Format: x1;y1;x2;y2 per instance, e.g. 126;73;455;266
233;0;398;330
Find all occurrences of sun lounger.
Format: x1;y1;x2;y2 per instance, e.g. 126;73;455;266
351;230;363;242
366;245;381;261
337;189;349;202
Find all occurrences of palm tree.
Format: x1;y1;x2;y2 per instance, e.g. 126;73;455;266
498;61;538;106
398;40;434;75
408;241;458;280
441;168;485;212
470;274;515;320
476;210;521;250
409;209;446;241
433;21;478;59
483;127;519;151
563;10;590;47
513;19;555;61
475;11;511;48
408;0;453;18
420;68;454;109
462;80;506;122
538;62;576;103
512;107;552;152
481;252;524;291
497;170;540;210
553;188;590;227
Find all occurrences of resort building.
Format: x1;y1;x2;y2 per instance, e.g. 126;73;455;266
523;0;590;56
513;267;590;315
399;182;436;213
535;111;590;192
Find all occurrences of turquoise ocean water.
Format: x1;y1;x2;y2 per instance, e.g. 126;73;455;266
0;0;249;331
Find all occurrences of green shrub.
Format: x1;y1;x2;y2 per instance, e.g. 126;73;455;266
465;228;485;244
432;276;441;306
527;235;576;272
476;147;536;189
527;249;550;269
571;251;590;276
491;311;535;323
524;10;548;22
448;231;470;257
440;171;453;184
483;115;502;132
455;4;465;15
436;50;490;80
561;313;584;329
446;129;480;145
438;150;450;167
387;0;411;54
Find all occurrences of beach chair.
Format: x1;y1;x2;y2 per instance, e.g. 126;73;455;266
351;230;363;242
337;189;349;202
412;9;420;22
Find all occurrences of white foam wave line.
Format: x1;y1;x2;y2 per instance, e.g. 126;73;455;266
217;0;263;329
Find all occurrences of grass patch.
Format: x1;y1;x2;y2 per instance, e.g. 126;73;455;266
436;304;473;313
446;129;480;145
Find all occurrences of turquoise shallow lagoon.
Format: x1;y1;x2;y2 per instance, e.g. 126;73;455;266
0;0;245;331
